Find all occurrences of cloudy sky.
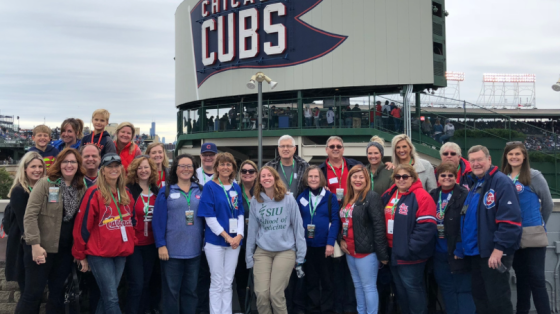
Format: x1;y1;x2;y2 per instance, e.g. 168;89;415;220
1;0;559;143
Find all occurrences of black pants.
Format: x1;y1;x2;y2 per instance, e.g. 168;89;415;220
468;254;513;314
15;245;73;314
196;252;211;314
304;247;334;314
513;247;551;314
235;247;250;311
285;269;306;314
333;256;357;313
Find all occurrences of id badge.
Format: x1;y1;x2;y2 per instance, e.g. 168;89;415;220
229;218;238;234
307;224;315;239
437;224;445;239
342;222;349;237
387;220;394;235
121;226;128;242
48;187;59;203
336;188;344;201
185;210;194;226
144;221;148;237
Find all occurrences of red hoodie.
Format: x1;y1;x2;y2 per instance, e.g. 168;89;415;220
72;186;137;260
115;141;142;173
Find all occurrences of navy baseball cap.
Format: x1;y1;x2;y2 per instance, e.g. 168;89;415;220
201;143;218;154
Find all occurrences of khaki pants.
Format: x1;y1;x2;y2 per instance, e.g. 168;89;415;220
353;117;361;128
253;247;296;314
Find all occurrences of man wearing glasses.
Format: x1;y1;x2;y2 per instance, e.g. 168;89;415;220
265;135;309;198
196;142;219;186
319;136;362;202
439;142;472;189
458;145;521;314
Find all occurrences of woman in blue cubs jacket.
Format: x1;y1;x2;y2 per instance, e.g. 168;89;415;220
197;152;245;314
296;165;340;314
153;154;205;314
501;143;553;314
381;164;437;314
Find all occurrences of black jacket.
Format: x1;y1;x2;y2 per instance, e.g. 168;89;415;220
126;182;160;226
265;155;309;197
5;184;29;282
429;184;470;273
340;190;389;261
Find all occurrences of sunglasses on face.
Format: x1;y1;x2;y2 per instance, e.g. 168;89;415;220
394;175;411;181
439;174;455;178
442;152;457;156
241;169;256;174
328;145;343;150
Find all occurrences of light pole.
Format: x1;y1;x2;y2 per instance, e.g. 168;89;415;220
247;72;278;168
553;78;560;92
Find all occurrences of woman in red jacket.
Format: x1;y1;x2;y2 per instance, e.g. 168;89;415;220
114;122;142;173
72;153;137;314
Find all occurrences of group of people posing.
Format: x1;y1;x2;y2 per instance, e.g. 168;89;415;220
3;107;552;314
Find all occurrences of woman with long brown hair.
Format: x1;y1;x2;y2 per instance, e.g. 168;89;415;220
339;165;388;314
146;142;170;188
501;142;553;314
245;166;306;314
16;148;86;313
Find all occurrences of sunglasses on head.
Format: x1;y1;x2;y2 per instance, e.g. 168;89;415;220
328;145;343;150
102;154;121;164
241;169;256;174
439;174;455;178
442;152;457;156
394;175;411;181
506;141;524;146
134;154;150;159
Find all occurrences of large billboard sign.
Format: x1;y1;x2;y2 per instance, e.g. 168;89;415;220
176;0;435;106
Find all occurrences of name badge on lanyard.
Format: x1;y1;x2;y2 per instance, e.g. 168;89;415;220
387;220;394;234
48;187;59;203
121;226;128;242
229;218;238;234
342;222;349;237
307;224;315;238
185;210;194;226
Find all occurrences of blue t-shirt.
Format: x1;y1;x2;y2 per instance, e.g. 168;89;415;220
198;181;245;247
461;181;483;256
435;190;452;253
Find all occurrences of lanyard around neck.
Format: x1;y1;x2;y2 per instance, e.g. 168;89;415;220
328;160;344;188
141;193;151;215
219;178;237;217
370;171;375;191
280;159;294;187
308;190;321;223
110;189;123;221
390;190;400;219
242;185;251;210
438;190;453;218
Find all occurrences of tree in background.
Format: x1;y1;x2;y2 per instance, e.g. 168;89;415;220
0;168;12;199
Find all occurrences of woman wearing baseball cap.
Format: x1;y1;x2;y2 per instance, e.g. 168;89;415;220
72;153;137;313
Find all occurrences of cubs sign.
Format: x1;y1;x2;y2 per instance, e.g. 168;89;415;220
190;0;347;87
176;0;436;105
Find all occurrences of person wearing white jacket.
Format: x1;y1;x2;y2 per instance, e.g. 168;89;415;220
246;166;307;314
390;134;437;192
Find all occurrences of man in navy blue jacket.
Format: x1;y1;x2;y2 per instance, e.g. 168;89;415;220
458;145;522;314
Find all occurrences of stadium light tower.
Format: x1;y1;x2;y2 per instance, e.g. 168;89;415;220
553;78;560;92
247;72;278;168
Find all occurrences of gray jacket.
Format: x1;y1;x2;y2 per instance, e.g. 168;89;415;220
245;193;307;268
265;155;310;197
414;158;437;192
529;169;553;223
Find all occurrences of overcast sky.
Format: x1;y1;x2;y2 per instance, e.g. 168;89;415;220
1;0;559;143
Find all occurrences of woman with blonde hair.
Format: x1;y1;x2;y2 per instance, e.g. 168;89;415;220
390;134;436;191
246;166;306;314
124;156;160;314
5;152;46;293
146;142;170;188
114;122;142;173
198;152;245;314
72;153;136;313
339;165;388;314
16;148;87;313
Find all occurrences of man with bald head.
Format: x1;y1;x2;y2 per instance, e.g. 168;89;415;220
80;143;101;188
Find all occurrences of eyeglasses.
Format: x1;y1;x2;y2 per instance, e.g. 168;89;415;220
394;175;411;181
442;152;457;156
506;141;524;146
219;163;233;168
328;145;343;150
61;160;77;165
177;165;194;170
439;174;455;178
279;145;295;149
241;169;257;174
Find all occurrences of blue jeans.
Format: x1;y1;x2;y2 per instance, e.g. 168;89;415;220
345;118;352;128
125;245;158;314
390;262;427;314
305;117;312;127
161;255;201;314
88;255;126;314
440;134;452;143
346;253;380;314
433;252;475;314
